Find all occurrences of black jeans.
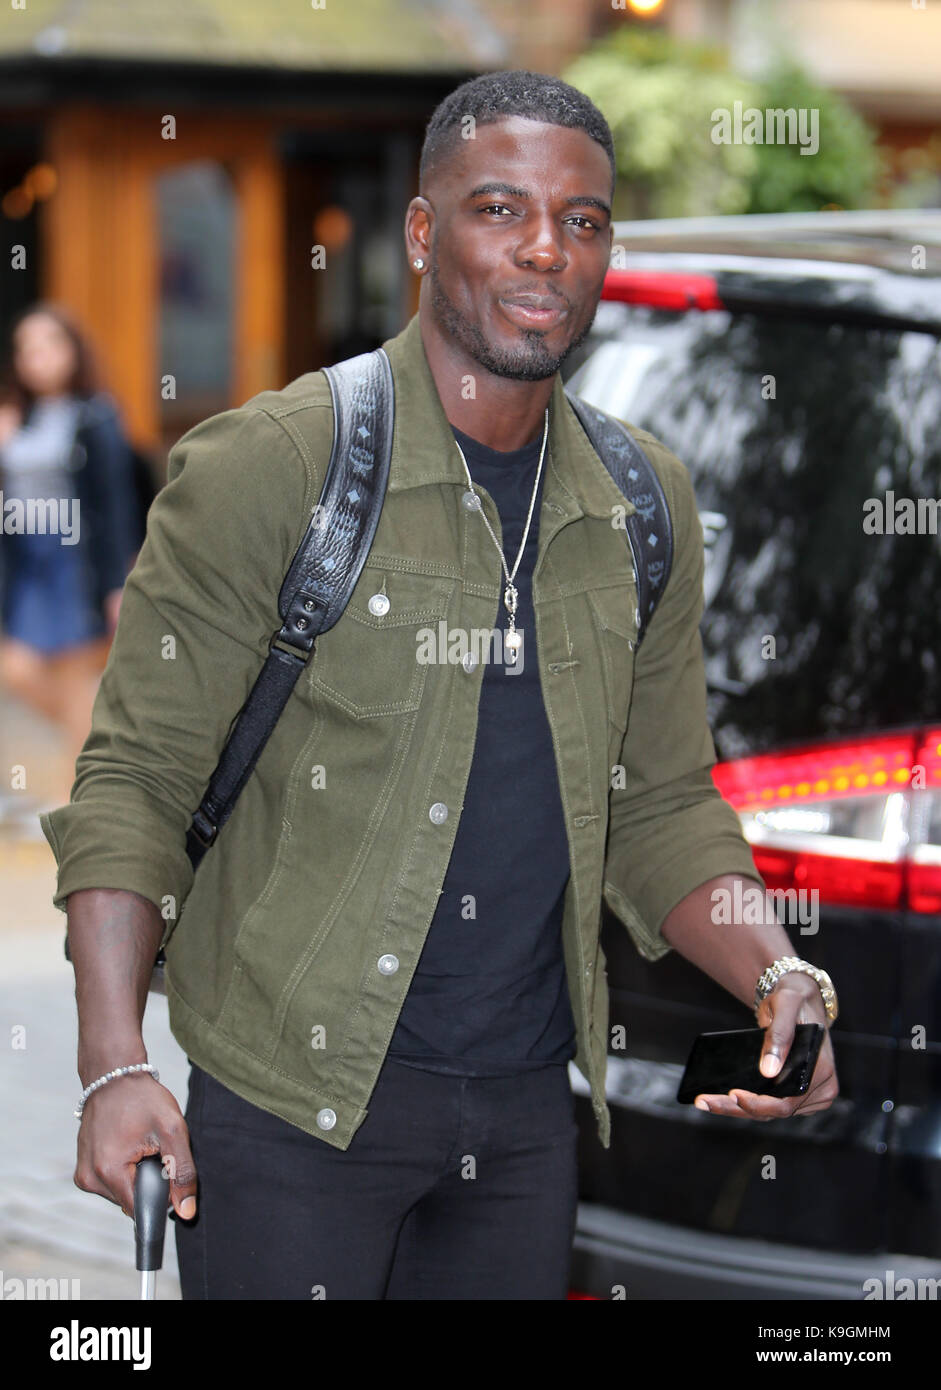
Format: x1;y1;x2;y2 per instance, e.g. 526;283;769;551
173;1053;579;1300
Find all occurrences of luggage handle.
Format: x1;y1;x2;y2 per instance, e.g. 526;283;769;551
133;1154;168;1300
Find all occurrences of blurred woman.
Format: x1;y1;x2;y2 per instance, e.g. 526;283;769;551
0;304;143;805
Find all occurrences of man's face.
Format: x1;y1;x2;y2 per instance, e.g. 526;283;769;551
421;116;613;381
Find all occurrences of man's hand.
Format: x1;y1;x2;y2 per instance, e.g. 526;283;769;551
74;1071;198;1221
693;971;839;1120
66;889;197;1221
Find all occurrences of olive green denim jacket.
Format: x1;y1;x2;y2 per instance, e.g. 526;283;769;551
40;312;759;1150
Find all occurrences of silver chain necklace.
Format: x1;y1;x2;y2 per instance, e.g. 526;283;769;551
453;407;549;665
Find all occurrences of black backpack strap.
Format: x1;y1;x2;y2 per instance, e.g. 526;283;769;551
564;390;673;646
184;347;394;872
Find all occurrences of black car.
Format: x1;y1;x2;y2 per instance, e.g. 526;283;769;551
563;211;941;1300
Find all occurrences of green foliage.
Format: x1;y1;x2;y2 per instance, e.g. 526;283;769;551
564;30;881;219
745;65;882;213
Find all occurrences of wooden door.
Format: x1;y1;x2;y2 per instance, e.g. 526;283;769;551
41;104;285;452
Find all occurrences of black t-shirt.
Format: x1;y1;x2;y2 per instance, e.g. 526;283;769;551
387;419;577;1077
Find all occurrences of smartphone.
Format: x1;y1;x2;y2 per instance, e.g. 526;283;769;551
676;1023;825;1105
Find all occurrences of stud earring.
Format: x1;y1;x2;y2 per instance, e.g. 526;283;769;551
413;258;425;270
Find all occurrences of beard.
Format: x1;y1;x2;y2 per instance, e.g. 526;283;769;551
428;258;596;382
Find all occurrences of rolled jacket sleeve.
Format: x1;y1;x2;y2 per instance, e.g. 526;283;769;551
602;429;762;962
40;403;318;932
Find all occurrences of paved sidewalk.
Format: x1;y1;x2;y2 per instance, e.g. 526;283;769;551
0;691;190;1303
0;904;189;1300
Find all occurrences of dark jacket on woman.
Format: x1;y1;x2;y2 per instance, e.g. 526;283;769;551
0;391;145;622
68;392;146;610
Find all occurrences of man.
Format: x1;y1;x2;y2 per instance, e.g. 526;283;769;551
41;71;839;1301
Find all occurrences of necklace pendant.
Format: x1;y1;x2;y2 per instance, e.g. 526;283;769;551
505;626;522;665
504;583;518;617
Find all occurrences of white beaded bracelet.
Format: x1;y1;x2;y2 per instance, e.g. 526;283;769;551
75;1063;159;1119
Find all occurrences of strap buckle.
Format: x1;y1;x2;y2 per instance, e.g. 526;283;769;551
268;632;314;661
269;589;326;661
189;807;218;849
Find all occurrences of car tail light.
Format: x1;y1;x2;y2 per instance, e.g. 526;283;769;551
602;269;724;312
712;728;941;914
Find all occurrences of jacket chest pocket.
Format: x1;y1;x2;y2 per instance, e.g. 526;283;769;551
586;583;638;735
309;564;453;718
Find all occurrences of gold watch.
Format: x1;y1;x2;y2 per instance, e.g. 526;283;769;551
755;956;838;1026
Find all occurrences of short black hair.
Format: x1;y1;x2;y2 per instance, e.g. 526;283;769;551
419;70;615;196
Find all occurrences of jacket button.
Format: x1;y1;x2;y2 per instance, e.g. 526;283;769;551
316;1108;336;1130
461;489;481;511
377;953;399;975
429;802;448;824
461;651;478;673
368;593;390;616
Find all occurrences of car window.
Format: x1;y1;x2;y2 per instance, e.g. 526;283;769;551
568;304;941;759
